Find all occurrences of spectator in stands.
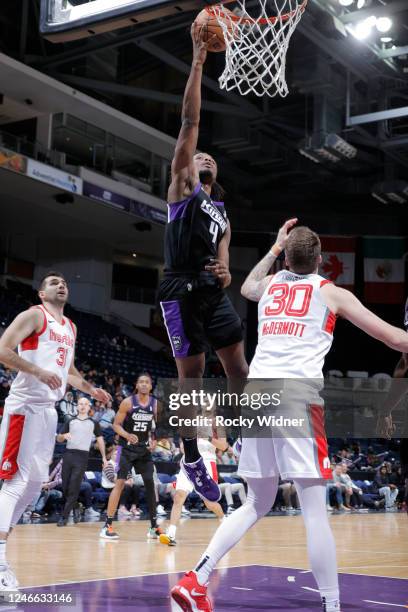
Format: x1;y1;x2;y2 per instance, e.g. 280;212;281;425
113;391;125;412
349;443;368;469
340;464;364;508
335;448;352;466
58;390;77;420
151;434;176;462
218;476;246;514
278;479;299;511
331;464;350;511
366;447;382;471
105;376;116;398
118;473;142;517
94;400;116;444
26;459;64;518
375;464;399;511
217;447;237;466
391;465;406;505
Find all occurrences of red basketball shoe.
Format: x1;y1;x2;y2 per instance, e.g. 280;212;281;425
170;571;213;611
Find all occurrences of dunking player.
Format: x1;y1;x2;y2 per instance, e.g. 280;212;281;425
160;436;228;546
158;24;248;502
0;272;111;592
100;373;162;540
171;221;408;612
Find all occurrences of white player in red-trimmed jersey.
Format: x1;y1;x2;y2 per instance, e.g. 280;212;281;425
0;271;111;592
171;220;408;612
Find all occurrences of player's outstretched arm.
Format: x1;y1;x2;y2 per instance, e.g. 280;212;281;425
241;218;298;302
0;309;62;390
113;397;138;444
321;284;408;353
168;26;212;202
68;363;111;404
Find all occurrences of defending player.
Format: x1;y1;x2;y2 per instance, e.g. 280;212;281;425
100;373;163;540
0;272;111;592
158;25;248;502
171;221;408;612
160;437;228;546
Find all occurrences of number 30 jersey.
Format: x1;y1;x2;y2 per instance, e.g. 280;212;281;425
9;305;76;405
249;271;336;379
164;182;228;275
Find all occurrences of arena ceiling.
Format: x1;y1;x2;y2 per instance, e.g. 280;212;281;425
1;0;408;226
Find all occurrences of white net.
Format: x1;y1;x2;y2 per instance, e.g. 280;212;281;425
211;0;307;98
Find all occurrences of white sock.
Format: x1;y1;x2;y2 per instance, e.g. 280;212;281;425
0;540;7;569
194;476;278;586
294;479;340;607
168;524;177;539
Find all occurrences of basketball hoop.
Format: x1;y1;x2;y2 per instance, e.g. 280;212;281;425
210;0;307;98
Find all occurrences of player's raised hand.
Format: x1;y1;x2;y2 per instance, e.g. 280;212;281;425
37;369;62;390
205;258;231;288
191;23;217;65
91;388;112;404
275;218;298;251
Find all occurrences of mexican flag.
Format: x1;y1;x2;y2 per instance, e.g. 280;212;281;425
364;237;406;304
320;236;356;290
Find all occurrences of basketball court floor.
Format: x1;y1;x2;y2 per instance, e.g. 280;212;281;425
7;513;408;610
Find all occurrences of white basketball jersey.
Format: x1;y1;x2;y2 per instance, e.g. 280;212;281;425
197;438;216;461
9;305;76;405
249;270;336;379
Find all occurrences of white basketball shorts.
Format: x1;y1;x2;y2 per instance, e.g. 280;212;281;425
0;397;58;482
238;403;332;480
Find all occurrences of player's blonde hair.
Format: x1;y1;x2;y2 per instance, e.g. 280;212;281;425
285;226;321;274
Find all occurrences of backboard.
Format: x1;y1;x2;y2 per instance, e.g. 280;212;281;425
40;0;205;42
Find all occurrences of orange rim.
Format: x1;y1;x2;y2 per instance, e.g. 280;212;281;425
205;0;307;26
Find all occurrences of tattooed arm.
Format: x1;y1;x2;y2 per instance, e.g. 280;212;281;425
241;218;298;302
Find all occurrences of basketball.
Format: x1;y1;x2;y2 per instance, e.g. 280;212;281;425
193;7;235;53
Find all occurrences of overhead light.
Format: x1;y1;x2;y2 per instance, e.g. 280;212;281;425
299;147;321;164
351;16;376;40
380;36;393;43
339;0;353;5
298;133;357;165
132;253;137;258
371;192;389;205
372;181;408;205
357;0;367;8
326;133;357;159
376;17;392;33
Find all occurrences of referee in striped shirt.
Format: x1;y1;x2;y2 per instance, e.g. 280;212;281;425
56;397;108;526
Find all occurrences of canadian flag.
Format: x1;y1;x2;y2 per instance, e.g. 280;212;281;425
319;236;356;290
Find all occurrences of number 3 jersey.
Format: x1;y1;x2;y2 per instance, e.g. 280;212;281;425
118;394;156;450
8;304;76;406
249;270;336;379
164;182;228;276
